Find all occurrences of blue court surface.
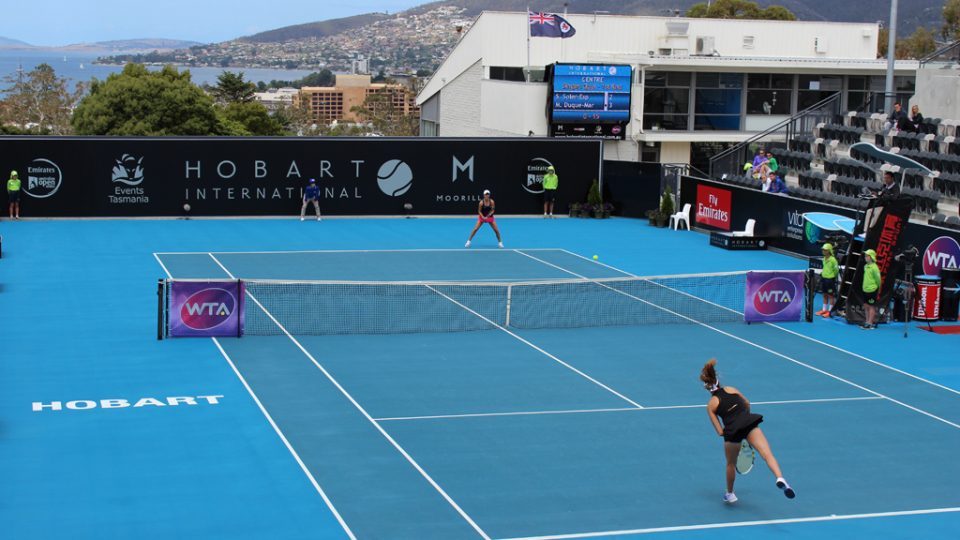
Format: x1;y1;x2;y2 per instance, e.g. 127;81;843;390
1;216;959;540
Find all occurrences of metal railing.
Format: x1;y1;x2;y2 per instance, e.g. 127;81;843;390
708;93;842;180
919;40;960;68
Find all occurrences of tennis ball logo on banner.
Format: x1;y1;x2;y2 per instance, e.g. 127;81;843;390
752;277;797;316
180;288;237;330
923;236;960;275
377;159;413;197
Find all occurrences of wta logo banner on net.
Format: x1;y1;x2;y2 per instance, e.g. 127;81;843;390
744;271;805;323
169;281;245;337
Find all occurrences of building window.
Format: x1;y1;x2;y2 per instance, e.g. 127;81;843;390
643;71;691;130
695;72;742;130
489;66;525;82
746;74;792;115
797;75;842;110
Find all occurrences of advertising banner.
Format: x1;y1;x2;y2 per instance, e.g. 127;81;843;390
845;197;913;324
0;137;602;217
744;271;805;323
168;281;245;337
695;184;732;230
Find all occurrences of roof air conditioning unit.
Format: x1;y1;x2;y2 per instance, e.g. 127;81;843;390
696;36;715;55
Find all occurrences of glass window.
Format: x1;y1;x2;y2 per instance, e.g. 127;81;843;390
746;73;794;115
696;89;740;115
746;90;791;115
748;74;770;89
644;71;691;131
771;74;792;89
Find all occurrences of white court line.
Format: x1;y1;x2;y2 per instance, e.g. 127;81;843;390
518;251;960;431
153;254;355;538
156;248;562;255
211;338;357;540
424;285;645;410
152;252;174;279
207;253;492;540
495;506;960;540
560;248;960;398
374;396;882;422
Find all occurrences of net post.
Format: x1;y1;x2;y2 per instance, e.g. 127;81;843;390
804;269;815;322
157;279;165;340
505;284;512;327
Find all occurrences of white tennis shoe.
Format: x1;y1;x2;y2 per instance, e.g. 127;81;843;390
723;492;738;503
464;240;471;248
776;478;796;499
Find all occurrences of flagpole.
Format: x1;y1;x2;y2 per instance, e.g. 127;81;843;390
526;7;531;82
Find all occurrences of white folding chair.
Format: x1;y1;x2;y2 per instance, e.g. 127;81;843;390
670;203;691;230
732;219;756;237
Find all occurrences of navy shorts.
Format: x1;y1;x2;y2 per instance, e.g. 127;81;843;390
7;190;19;203
543;190;556;203
820;277;836;295
863;290;878;305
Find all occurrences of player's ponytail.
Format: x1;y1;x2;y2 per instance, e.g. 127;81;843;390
700;358;719;388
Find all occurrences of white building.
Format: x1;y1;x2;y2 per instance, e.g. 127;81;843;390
253;87;300;111
417;11;918;171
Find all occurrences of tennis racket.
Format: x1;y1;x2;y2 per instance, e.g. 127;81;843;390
736;440;755;475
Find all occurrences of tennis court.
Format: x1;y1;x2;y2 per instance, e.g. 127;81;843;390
2;216;959;539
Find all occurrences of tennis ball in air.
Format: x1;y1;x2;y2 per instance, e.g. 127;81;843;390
377;159;413;197
592;255;599;260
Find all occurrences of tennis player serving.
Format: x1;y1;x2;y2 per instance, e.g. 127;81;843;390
465;189;503;248
701;359;795;503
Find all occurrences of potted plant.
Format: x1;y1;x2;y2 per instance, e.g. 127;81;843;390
569;202;581;217
659;185;675;227
595;202;614;219
586;179;602;218
645;209;661;226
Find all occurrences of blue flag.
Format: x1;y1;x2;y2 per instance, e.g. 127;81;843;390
529;11;576;39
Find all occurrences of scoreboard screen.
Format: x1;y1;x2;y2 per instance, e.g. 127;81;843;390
549;64;632;123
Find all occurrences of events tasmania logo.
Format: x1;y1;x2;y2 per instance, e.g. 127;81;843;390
752;277;797;316
179;288;237;330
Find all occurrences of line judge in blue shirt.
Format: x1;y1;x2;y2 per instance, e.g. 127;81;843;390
300;178;321;221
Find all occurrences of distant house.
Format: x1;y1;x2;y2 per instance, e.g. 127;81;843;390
298;74;419;125
253;88;299;111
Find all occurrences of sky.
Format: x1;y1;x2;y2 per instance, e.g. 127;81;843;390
2;0;424;46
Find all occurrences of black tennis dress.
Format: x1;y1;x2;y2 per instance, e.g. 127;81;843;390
712;386;763;443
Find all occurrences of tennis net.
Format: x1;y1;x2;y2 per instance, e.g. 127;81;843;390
234;271;757;336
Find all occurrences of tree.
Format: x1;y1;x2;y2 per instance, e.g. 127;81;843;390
686;0;796;20
212;71;256;104
72;63;221;135
878;26;938;59
903;27;938;59
0;63;84;135
350;92;418;136
944;0;960;40
218;101;285;136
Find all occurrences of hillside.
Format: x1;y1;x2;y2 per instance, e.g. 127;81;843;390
0;36;34;48
410;0;945;35
239;13;393;43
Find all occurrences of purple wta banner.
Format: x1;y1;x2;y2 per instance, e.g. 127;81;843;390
744;271;805;323
169;281;245;337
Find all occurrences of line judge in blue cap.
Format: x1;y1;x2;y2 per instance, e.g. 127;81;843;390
300;178;321;221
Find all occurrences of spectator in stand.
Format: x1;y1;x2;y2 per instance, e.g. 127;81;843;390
766;172;789;194
761;151;779;178
887;103;908;131
751;148;767;178
907;104;924;133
